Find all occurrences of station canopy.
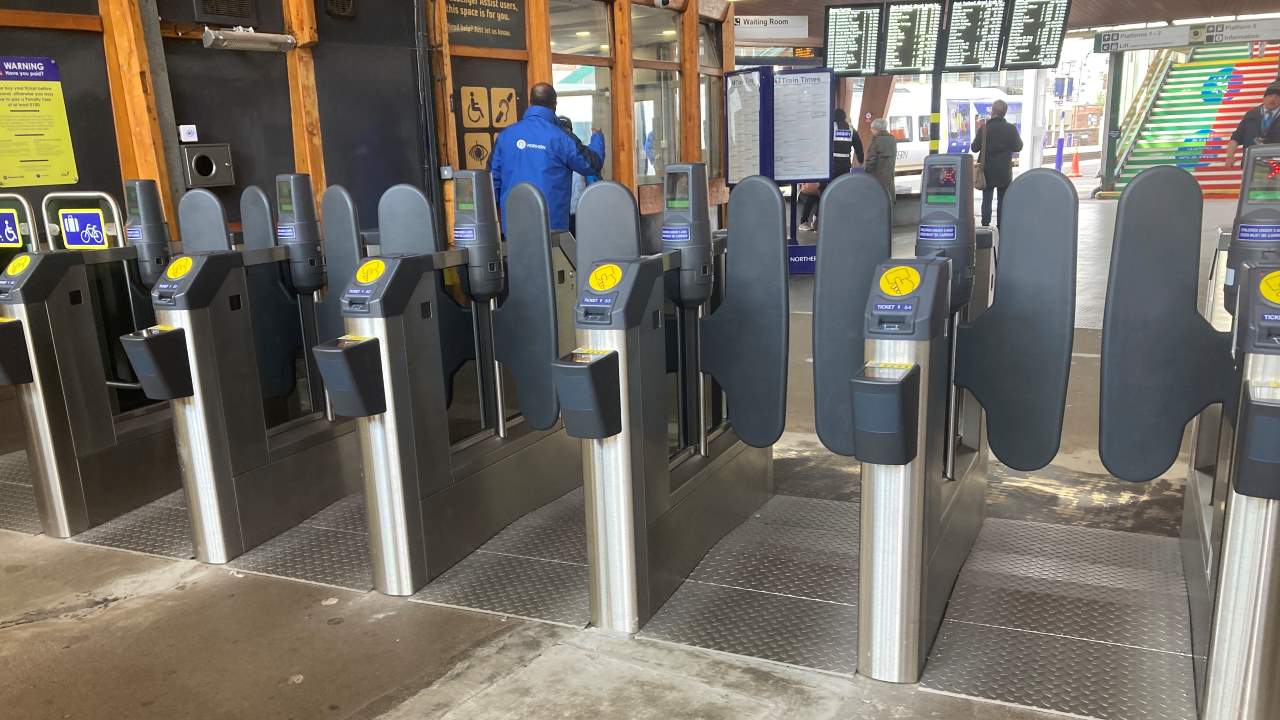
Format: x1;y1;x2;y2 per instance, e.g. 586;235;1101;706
733;0;1280;34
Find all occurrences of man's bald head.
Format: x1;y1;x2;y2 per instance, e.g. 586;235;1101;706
531;83;557;110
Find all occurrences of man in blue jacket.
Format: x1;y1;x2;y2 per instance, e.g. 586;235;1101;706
490;83;605;232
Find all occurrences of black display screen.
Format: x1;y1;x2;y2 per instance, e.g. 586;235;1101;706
825;5;882;76
1249;155;1280;203
1002;0;1069;70
666;172;690;209
277;181;294;214
456;177;475;211
882;1;944;75
125;184;139;214
925;164;959;204
944;0;1007;72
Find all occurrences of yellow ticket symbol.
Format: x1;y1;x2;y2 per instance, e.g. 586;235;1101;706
5;254;31;276
879;265;921;297
165;256;193;280
356;258;387;285
588;263;624;292
1262;271;1280;305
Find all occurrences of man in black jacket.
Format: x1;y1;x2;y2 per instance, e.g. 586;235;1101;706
1225;82;1280;168
971;100;1023;228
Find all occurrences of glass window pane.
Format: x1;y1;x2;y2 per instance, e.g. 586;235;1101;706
699;22;722;68
550;0;612;57
632;5;680;62
634;68;680;184
552;63;613;180
701;75;724;176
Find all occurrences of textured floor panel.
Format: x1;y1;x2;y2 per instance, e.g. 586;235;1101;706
751;494;858;535
0;451;31;486
0;481;40;534
946;580;1191;654
411;551;589;626
922;621;1197;720
230;524;373;592
302;494;367;535
477;489;587;565
74;498;193;559
957;566;1190;615
151;489;188;510
690;521;857;604
962;549;1187;596
641;580;857;675
975;518;1184;575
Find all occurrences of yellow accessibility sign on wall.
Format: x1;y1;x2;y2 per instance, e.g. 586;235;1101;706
0;57;78;188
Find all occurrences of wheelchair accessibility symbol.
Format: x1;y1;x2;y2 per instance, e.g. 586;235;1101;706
0;209;21;248
58;208;109;251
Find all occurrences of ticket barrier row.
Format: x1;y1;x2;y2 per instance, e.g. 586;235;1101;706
1100;148;1280;720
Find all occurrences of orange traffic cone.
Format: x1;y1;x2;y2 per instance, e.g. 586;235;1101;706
1068;146;1082;178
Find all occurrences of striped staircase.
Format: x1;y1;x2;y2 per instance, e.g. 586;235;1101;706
1117;43;1280;198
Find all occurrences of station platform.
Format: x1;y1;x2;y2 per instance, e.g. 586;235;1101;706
0;197;1239;720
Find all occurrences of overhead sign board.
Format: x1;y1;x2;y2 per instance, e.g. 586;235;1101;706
881;1;945;74
944;0;1008;71
825;4;884;76
1002;0;1070;69
734;16;810;40
1096;18;1280;53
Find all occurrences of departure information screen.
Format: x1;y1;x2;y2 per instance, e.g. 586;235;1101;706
1248;155;1280;203
456;177;475;211
925;163;959;205
882;1;944;74
944;0;1008;71
825;5;883;76
1002;0;1070;69
667;172;690;209
277;180;294;214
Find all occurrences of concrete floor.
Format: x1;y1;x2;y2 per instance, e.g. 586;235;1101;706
0;196;1234;720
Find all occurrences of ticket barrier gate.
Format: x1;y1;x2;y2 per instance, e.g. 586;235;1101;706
119;175;363;563
0;193;41;455
311;173;578;596
550;165;788;633
812;158;1078;682
0;182;183;536
1100;153;1280;720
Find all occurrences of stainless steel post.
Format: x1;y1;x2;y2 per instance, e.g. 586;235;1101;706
490;296;507;439
696;304;708;457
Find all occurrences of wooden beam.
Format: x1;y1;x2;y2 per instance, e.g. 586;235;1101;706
0;9;102;32
99;0;175;230
857;76;897;151
525;0;552;87
699;0;728;23
611;0;636;190
284;1;325;200
158;20;203;40
551;53;613;68
450;45;529;61
428;0;458;236
679;0;701;165
282;0;318;47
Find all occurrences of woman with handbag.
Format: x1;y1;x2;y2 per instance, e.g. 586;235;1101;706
971;100;1023;228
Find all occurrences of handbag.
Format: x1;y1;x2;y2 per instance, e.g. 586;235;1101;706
974;121;989;191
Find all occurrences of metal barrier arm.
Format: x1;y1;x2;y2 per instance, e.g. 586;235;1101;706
700;176;789;448
317;186;364;344
576;182;643;271
495;183;561;430
178;189;234;252
812;173;894;457
955;169;1078;472
1099;166;1240;481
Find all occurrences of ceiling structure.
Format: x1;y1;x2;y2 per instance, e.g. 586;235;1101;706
729;0;1280;39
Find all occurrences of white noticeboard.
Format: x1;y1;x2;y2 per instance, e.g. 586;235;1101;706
773;70;833;183
726;69;767;185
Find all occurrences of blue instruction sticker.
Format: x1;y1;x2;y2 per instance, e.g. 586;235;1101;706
0;209;21;248
661;225;691;242
276;225;297;241
1238;224;1280;242
918;224;957;241
875;302;914;313
126;225;143;241
581;295;613;306
454;226;477;241
58;209;108;250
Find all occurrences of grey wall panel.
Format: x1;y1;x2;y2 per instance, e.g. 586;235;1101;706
162;39;293;222
313;0;415;47
312;42;425;225
1;0;98;12
155;0;285;33
0;29;123;210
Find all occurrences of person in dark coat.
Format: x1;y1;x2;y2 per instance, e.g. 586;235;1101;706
864;118;898;210
1225;82;1280;168
970;99;1023;228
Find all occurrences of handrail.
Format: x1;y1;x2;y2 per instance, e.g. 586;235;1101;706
0;192;39;252
1115;49;1179;179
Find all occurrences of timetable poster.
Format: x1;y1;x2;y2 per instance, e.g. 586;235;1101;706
944;0;1008;71
726;68;771;185
1002;0;1070;69
825;5;883;76
882;1;944;75
773;70;834;183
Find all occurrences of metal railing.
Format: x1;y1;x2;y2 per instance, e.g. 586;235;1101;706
1114;49;1180;180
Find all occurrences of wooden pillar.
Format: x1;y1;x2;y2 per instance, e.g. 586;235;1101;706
679;0;701;163
857;75;896;150
99;0;174;228
612;0;636;191
284;0;325;200
526;0;552;87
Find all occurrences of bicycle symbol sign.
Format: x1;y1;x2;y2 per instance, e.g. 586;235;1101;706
0;209;21;248
58;209;109;251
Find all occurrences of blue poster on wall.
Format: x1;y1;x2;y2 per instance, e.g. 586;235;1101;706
947;100;972;153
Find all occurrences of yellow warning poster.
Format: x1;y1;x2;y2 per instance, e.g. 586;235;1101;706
0;56;78;188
